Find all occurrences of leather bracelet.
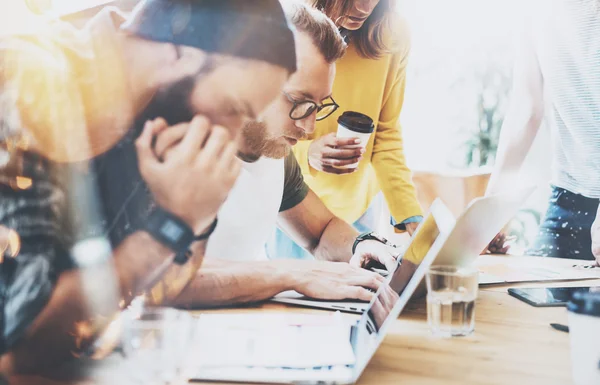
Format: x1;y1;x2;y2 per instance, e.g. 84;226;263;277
173;218;218;265
194;218;218;241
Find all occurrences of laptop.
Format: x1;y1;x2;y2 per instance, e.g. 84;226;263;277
429;187;600;284
271;200;455;314
187;199;453;384
272;187;535;313
433;186;536;267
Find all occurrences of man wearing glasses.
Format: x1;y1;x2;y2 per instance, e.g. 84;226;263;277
152;2;400;307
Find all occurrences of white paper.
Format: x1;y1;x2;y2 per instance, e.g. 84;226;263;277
190;313;356;368
477;261;600;285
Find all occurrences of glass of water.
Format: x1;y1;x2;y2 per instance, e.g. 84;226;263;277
426;266;478;337
122;303;195;384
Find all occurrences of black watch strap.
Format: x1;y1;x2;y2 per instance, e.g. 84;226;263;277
195;218;218;241
352;231;391;255
173;218;218;265
145;207;196;263
145;207;219;265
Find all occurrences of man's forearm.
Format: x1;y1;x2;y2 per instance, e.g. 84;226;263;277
312;218;358;263
6;231;175;374
169;258;295;308
487;112;541;195
277;190;358;263
487;136;535;195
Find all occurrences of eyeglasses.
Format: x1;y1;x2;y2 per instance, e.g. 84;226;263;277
283;92;339;121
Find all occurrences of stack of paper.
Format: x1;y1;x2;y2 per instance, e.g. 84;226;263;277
190;313;356;368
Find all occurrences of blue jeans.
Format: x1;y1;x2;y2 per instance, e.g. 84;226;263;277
527;186;599;260
266;194;384;260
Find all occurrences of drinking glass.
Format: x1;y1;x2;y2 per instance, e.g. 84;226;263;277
426;266;478;337
122;302;195;384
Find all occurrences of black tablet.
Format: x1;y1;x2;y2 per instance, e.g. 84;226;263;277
508;287;599;307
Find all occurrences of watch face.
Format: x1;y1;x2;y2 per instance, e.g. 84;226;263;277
160;220;184;242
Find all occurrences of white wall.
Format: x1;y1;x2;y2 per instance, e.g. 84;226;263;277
398;0;552;190
0;0;37;34
397;0;553;247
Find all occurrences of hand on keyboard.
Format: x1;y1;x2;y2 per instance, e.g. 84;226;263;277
351;240;399;273
284;260;386;302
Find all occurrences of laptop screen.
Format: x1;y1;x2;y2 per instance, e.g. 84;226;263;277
363;213;442;334
350;201;452;380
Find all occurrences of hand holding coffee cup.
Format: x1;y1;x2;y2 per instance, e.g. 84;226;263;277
308;134;364;175
307;111;373;175
335;112;375;165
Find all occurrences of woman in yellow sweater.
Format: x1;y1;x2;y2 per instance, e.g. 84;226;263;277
269;0;422;259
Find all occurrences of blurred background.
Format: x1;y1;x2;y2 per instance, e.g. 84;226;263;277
399;0;551;252
0;0;554;253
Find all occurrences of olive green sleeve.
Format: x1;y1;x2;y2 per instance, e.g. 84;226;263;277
279;152;309;212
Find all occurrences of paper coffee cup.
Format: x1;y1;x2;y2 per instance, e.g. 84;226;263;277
335;111;374;169
567;291;600;385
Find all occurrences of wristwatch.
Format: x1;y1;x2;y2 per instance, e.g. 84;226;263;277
352;231;397;255
144;206;218;265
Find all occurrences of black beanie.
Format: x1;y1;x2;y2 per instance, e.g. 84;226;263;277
121;0;297;74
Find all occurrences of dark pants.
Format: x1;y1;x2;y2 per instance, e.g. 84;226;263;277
527;186;599;260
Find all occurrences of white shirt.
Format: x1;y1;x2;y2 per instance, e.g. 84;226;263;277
532;0;600;198
205;157;285;261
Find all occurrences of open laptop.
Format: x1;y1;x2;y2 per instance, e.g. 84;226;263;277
271;200;455;314
273;187;535;313
426;187;600;284
432;186;536;267
187;200;453;384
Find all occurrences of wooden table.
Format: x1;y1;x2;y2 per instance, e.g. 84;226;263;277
10;255;600;385
364;255;599;385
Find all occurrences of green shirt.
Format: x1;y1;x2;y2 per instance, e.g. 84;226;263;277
279;152;309;212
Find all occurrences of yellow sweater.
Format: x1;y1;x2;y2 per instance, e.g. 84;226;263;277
293;22;422;226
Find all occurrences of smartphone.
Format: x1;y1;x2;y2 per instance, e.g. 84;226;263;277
508;287;598;307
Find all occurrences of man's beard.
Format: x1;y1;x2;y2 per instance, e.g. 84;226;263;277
241;120;305;161
146;75;196;125
144;56;218;125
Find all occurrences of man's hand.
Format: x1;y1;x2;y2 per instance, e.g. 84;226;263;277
484;232;514;255
350;240;399;273
285;260;385;302
591;209;600;266
308;133;364;174
136;116;241;234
